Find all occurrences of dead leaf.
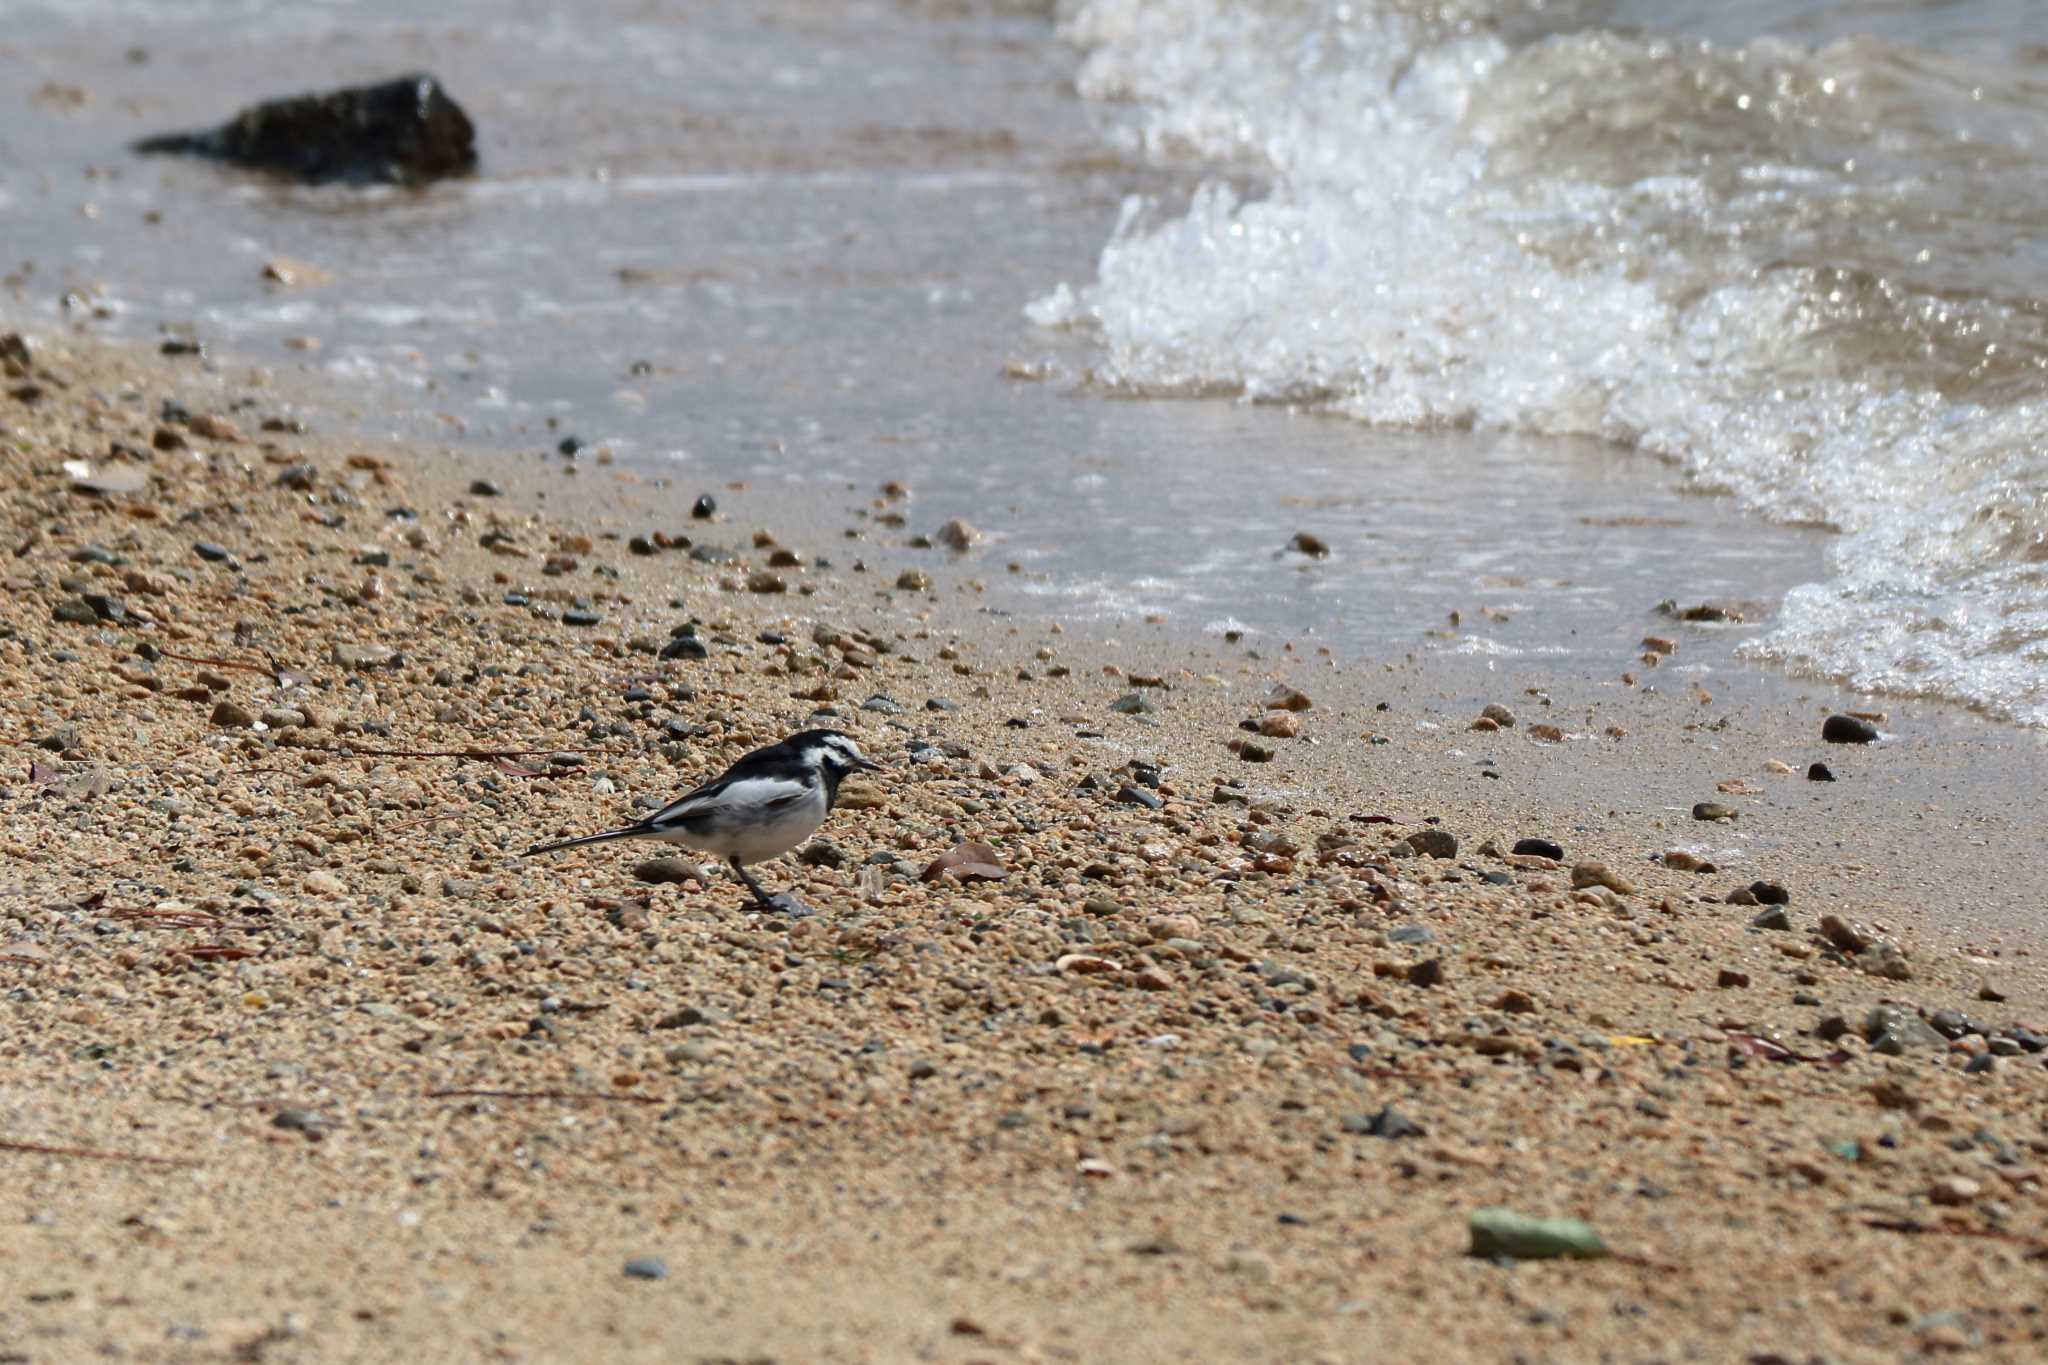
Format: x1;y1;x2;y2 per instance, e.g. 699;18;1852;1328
922;840;1006;883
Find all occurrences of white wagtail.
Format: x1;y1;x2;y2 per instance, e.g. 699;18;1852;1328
522;729;880;912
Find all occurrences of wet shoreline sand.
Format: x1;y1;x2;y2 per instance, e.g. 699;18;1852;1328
2;333;2046;1361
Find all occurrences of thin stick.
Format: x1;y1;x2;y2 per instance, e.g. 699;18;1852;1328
0;1137;199;1167
425;1088;665;1105
333;746;617;760
159;650;277;676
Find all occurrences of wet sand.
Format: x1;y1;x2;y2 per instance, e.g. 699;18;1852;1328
3;333;2047;1362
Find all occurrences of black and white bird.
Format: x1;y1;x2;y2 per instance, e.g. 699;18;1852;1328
522;729;881;912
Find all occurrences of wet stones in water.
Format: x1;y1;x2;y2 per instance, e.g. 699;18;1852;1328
1511;837;1563;860
691;494;717;520
133;73;478;186
1822;714;1879;744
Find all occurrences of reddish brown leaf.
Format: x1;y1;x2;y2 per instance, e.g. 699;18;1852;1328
921;840;1007;883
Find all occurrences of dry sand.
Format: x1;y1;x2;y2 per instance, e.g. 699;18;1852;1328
2;333;2046;1363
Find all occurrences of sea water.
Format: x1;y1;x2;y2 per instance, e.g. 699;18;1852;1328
1;0;2042;720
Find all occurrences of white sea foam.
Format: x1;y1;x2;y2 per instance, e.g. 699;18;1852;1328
1036;0;2048;722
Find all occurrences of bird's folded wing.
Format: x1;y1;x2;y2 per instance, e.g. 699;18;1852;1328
645;774;813;830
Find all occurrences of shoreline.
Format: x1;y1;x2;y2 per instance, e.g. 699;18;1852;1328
3;330;2047;1361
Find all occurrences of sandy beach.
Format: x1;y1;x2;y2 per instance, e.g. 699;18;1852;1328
3;331;2047;1363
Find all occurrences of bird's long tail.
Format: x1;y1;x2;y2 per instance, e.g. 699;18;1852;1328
522;826;646;857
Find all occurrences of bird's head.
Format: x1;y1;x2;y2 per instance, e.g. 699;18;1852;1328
802;730;884;777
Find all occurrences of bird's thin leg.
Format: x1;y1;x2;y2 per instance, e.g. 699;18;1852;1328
728;857;780;910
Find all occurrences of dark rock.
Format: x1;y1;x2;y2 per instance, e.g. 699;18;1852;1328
556;436;582;456
561;610;602;627
468;479;503;497
1814;1014;1851;1042
1109;692;1156;715
622;1256;668;1281
1928;1010;1980;1040
691;494;717;519
32;727;79;753
659;636;708;661
1964;1052;1996;1075
1821;714;1878;744
1749;881;1789;905
628;535;658;556
1864;1004;1944;1054
1691;801;1737;822
271;1107;327;1138
797;840;847;869
1288;531;1330;558
133;74;477;186
51;597;99;625
193;541;234;563
1406;958;1445;988
1750;906;1792;931
1368;1105;1426;1140
1807;762;1836;782
1512;837;1564;860
1113;784;1163;811
860;694;904;715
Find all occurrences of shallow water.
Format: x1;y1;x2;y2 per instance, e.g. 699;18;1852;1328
0;0;2038;715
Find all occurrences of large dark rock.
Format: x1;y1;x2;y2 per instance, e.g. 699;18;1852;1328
134;74;477;186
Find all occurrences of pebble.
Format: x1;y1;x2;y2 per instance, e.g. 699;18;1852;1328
1821;714;1878;744
1480;703;1516;728
895;569;931;591
1258;711;1299;738
1386;924;1435;946
271;1108;327;1138
1570;862;1634;895
1692;801;1737;823
1927;1176;1982;1206
1865;1005;1945;1054
468;479;503;497
1266;684;1312;712
1749;880;1789;905
691;494;717;519
562;610;603;627
1113;784;1163;810
1857;942;1913;981
51;597;98;625
633;857;699;885
746;571;787;594
936;519;978;551
1403;829;1458;860
1807;762;1836;781
1818;915;1874;953
1717;969;1750;989
1288;532;1329;557
622;1257;669;1281
331;642;396;671
660;636;708;661
1527;723;1565;743
1750;906;1792;931
1368;1105;1425;1139
1109;693;1156;715
1512;837;1562;860
209;700;257;729
1406;958;1445;988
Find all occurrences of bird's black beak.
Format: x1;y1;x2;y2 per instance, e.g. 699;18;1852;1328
857;757;885;772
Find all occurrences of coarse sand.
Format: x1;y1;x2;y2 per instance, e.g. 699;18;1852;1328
2;334;2046;1363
